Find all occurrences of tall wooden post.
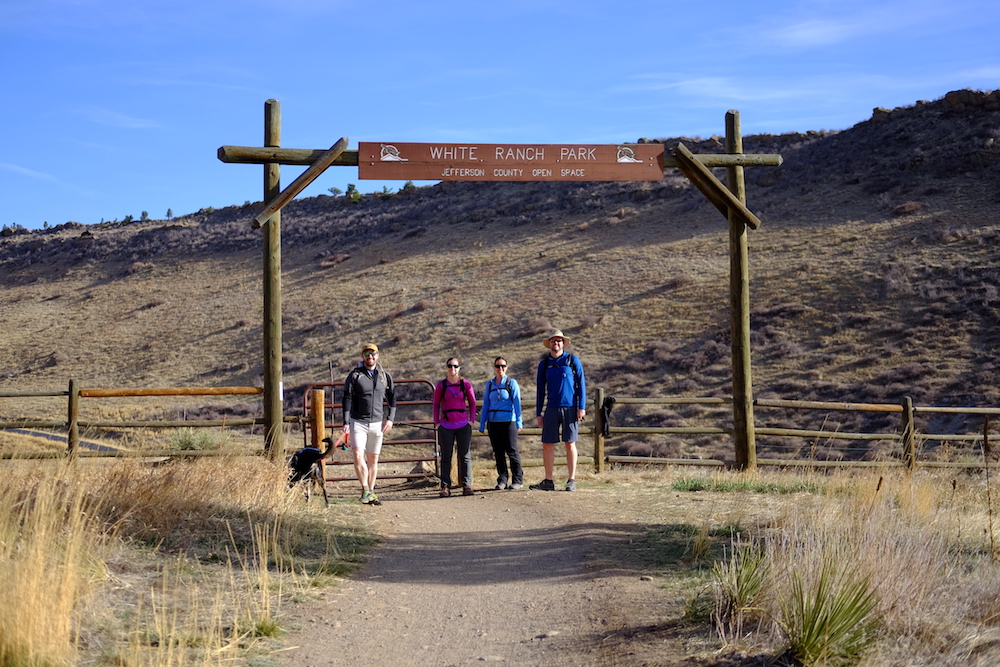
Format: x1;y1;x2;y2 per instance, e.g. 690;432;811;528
67;378;80;459
594;386;606;473
902;396;916;470
263;100;284;460
726;110;757;470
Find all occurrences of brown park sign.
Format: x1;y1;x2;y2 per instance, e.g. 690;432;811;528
358;141;665;182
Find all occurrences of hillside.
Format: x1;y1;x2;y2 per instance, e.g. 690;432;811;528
2;89;1000;460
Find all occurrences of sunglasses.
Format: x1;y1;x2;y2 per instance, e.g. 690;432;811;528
495;365;507;369
363;351;378;357
446;364;460;369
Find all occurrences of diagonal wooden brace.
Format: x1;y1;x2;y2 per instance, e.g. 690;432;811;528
253;137;350;229
672;142;761;230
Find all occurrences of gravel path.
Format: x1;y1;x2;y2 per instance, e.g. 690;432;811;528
278;482;677;666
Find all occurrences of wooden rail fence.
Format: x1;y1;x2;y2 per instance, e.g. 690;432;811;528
3;380;998;470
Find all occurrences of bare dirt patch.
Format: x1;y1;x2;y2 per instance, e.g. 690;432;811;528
274;473;788;667
278;478;728;666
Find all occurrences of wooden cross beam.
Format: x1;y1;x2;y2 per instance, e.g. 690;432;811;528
252;137;349;229
672;142;762;229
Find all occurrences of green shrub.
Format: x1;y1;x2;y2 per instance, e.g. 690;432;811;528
170;427;231;451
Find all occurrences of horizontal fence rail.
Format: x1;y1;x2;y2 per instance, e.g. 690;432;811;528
2;379;998;470
1;381;264;459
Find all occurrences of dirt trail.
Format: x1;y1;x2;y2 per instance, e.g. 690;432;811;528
278;482;684;666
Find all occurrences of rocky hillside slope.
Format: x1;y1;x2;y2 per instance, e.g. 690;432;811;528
2;89;999;460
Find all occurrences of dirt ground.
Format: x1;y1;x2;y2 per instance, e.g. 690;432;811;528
277;478;730;667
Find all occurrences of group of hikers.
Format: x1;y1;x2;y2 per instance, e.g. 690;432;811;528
288;329;587;506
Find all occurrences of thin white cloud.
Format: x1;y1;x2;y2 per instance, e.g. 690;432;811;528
0;162;59;181
756;1;974;51
78;107;161;129
612;75;803;104
768;19;858;48
954;65;1000;80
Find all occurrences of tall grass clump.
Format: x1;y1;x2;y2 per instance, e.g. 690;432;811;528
715;471;1000;665
712;538;769;641
169;427;233;451
0;464;107;667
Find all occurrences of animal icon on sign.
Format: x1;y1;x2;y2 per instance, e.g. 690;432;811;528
617;146;642;163
380;144;408;161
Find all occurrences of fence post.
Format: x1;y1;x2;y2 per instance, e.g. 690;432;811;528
67;378;80;459
902;396;916;470
310;389;325;449
594;386;605;473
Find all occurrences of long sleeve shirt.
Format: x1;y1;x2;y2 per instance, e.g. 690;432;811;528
342;365;396;424
536;352;586;415
433;378;476;429
479;376;523;431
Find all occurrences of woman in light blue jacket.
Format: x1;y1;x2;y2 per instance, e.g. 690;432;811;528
479;356;523;490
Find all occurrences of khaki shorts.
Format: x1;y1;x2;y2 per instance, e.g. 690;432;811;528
349;419;385;455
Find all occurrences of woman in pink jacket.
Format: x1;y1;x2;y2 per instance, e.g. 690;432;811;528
433;357;477;496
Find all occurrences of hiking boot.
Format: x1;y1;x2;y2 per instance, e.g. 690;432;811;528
360;490;374;504
463;485;475;496
508;483;523;491
529;479;556;491
495;482;507;490
439;486;451;497
565;479;577;492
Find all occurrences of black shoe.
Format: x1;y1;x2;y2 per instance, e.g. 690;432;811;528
529;479;556;491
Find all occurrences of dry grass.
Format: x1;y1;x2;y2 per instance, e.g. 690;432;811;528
0;467;102;666
0;457;376;666
582;465;1000;665
2;452;1000;665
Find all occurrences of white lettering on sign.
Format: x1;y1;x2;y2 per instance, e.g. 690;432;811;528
429;146;478;160
442;167;486;177
494;168;524;178
560;147;597;161
561;168;586;177
495;146;545;161
532;168;552;177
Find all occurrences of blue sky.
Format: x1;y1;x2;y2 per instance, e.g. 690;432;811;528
2;0;997;230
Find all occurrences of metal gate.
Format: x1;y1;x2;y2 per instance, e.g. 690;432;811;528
300;379;438;482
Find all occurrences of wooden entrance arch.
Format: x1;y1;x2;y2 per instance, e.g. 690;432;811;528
218;101;782;468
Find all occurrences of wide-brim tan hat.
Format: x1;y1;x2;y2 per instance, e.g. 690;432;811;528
543;330;570;348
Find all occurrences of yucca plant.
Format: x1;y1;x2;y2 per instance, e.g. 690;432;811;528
778;556;879;666
712;539;770;640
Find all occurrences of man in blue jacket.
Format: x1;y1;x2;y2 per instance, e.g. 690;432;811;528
530;330;586;492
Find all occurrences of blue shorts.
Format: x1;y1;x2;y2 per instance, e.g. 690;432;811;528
541;406;579;444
